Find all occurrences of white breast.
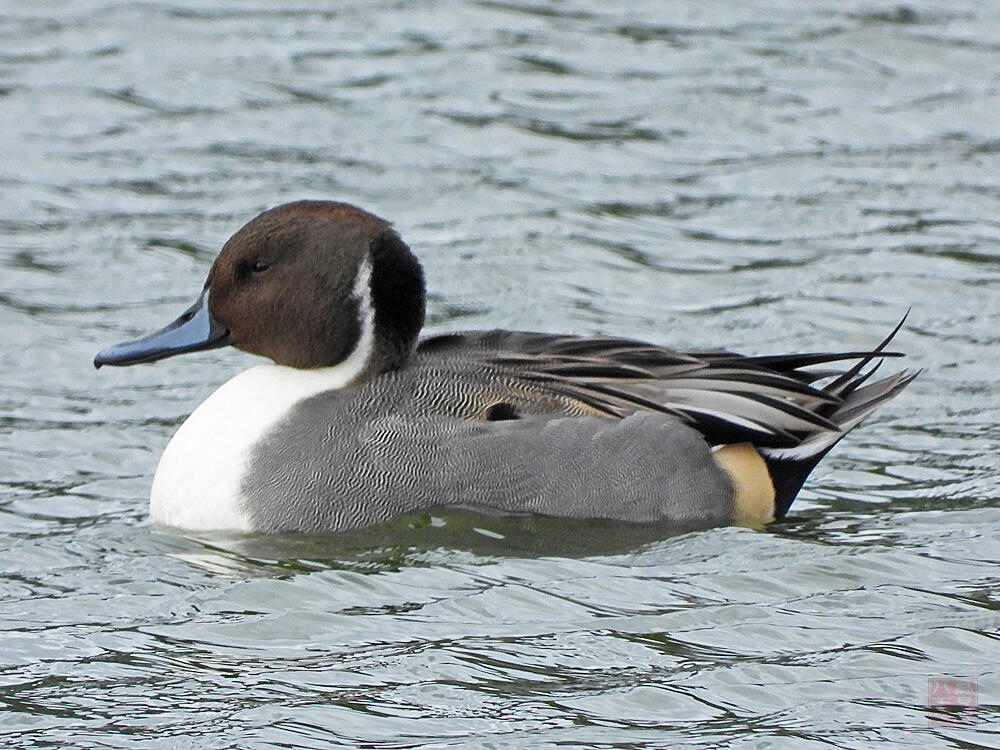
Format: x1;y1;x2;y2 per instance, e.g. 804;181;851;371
149;363;359;530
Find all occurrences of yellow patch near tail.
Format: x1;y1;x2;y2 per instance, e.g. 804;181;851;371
712;443;776;523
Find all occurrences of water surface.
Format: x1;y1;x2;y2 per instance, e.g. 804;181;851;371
2;1;999;747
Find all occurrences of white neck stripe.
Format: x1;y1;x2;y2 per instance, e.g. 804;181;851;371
331;252;375;386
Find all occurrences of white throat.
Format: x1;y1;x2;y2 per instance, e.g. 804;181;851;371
149;253;377;532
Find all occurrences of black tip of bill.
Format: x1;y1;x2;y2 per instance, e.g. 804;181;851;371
94;289;231;368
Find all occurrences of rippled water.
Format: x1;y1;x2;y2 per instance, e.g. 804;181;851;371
2;1;999;747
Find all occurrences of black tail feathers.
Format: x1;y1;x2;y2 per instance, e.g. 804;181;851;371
759;332;919;517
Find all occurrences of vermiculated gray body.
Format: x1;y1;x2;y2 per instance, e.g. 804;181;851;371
242;332;735;532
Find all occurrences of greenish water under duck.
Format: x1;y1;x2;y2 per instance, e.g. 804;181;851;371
2;1;999;747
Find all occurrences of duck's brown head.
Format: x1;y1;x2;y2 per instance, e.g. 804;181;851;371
94;200;426;379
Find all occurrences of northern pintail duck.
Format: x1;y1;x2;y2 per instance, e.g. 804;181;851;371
95;201;917;534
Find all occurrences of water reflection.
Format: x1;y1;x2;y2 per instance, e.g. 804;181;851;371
167;511;711;577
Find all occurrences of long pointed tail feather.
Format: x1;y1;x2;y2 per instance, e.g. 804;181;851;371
761;366;919;517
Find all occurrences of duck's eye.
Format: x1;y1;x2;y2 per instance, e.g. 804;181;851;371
251;260;271;273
